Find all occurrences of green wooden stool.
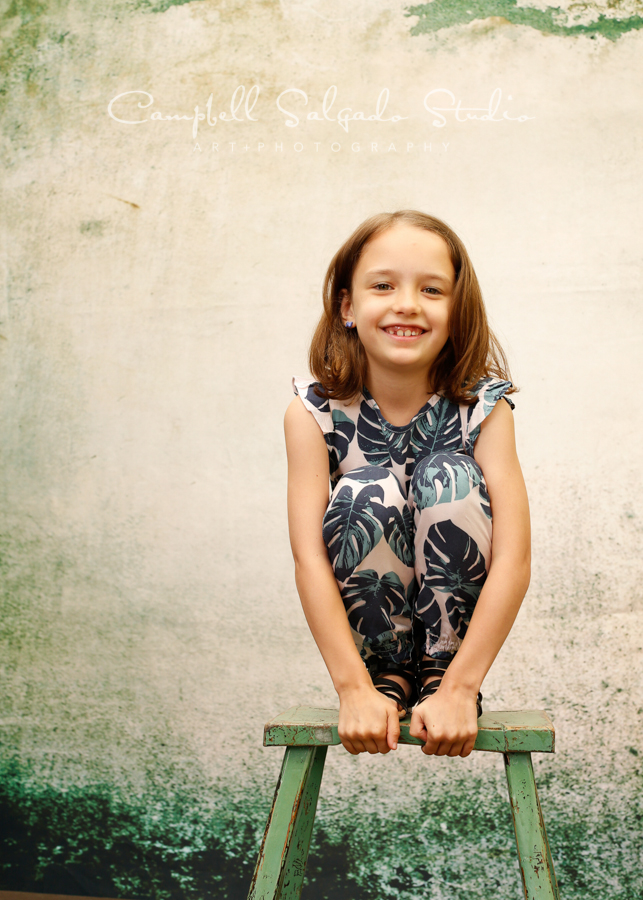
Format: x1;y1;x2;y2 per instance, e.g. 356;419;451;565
248;706;559;900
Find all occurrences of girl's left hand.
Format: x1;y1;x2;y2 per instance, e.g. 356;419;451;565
409;682;479;758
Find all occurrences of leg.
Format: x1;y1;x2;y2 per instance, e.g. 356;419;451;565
410;451;492;704
322;465;416;708
504;752;560;900
248;745;327;900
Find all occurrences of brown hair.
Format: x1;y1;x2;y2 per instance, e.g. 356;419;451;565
308;209;514;405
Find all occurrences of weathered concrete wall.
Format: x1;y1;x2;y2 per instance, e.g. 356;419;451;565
1;1;642;898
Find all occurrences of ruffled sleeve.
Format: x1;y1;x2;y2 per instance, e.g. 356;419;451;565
463;378;515;454
292;377;334;435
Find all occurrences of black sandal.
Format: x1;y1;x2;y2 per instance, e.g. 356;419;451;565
371;660;417;716
416;657;483;718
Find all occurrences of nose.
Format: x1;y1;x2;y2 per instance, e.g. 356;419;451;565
391;286;421;315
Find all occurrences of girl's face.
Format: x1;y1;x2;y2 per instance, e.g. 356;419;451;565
340;224;455;386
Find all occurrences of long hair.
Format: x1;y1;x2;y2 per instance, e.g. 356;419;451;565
308;210;514;405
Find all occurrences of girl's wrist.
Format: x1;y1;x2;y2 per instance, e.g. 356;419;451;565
440;668;483;697
334;673;374;699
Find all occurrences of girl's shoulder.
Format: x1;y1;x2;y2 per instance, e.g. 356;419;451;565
462;377;515;454
466;376;515;410
292;376;363;437
292;377;335;434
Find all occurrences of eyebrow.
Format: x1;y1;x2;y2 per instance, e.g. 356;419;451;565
364;268;452;286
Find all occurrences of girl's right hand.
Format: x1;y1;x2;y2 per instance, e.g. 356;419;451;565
337;684;401;755
409;681;479;758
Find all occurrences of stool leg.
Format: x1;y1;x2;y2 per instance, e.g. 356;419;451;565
503;752;560;900
248;745;327;900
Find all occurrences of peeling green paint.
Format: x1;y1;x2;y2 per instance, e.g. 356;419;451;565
406;0;643;40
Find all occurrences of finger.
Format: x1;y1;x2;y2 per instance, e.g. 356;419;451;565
363;738;380;755
342;739;359;756
421;735;439;756
409;713;428;741
433;740;451;757
447;741;465;758
387;709;401;751
460;736;476;758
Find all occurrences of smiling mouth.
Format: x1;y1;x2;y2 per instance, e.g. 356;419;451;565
383;326;426;337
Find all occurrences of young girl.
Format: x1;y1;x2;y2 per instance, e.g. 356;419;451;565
284;210;530;759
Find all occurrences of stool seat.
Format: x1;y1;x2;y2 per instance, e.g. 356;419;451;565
264;705;555;753
249;707;560;900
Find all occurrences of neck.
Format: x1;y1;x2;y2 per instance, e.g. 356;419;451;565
365;367;434;427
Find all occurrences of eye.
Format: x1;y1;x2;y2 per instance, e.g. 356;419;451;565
374;282;392;291
422;286;441;295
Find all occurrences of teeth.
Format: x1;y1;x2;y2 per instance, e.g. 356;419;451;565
387;327;422;336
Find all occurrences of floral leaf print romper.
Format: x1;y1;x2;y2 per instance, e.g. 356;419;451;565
293;376;515;707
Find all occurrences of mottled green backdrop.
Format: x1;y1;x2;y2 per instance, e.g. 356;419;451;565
1;1;642;898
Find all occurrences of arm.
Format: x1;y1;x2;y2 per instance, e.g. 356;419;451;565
284;396;402;754
410;397;531;757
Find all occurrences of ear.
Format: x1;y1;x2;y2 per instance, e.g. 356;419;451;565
339;289;354;325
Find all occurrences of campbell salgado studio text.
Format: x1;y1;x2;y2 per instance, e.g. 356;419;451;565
107;86;535;139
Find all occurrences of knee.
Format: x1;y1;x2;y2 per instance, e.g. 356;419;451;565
411;452;485;509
